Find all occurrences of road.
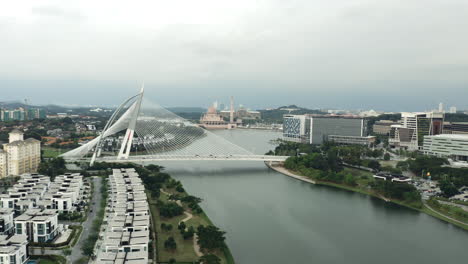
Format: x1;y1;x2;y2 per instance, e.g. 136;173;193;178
69;176;103;263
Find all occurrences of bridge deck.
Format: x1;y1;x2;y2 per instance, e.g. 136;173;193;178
66;155;289;163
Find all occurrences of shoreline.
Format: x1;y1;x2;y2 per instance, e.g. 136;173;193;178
265;162;468;231
266;162;317;184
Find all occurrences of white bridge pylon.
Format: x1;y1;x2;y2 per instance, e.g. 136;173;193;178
60;86;288;164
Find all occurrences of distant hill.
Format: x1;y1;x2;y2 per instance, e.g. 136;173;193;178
0;101;32;109
258;105;325;123
0;101;110;115
167;107;206;113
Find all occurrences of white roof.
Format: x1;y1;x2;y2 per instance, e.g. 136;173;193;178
428;134;468;140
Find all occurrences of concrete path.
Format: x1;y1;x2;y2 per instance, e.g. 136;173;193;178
193;234;203;257
179;211;193;225
423;200;468;226
70;176;103;263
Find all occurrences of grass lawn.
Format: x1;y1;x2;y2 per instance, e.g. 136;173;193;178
379;160;398;168
148;189;233;264
42;147;62;158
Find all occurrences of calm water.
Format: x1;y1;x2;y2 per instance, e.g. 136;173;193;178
158;129;468;264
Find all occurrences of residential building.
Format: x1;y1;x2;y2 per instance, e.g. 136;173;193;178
0;108;45;121
0;173;86;215
389;112;444;151
0;151;6;178
40;173;84;212
372;120;399;135
95;168;149;263
0;234;29;264
0;209;14;235
0;174;50;215
14;208;59;243
1;130;41;177
422;134;468;161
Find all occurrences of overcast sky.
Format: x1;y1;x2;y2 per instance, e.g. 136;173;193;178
1;0;468;111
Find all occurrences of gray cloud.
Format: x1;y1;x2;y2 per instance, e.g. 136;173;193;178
0;0;467;111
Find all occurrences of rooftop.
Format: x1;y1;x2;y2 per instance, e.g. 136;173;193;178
428;134;468;140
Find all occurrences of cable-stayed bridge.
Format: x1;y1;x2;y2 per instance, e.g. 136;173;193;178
61;86;288;164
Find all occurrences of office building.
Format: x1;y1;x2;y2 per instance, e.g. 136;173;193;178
283;115;310;143
309;116;367;145
0;234;29;264
372;120;399;135
283;115;370;145
220;108;261;120
389;112;444;151
327;135;376;147
422;134;468;161
443;122;468;135
1;130;41;177
438;103;444;112
449;106;457;114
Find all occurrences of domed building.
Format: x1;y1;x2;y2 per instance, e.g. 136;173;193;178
199;105;237;129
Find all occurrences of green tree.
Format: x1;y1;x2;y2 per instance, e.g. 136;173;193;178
344;174;357;186
367;160;381;171
439;179;459;197
199;254;221;264
178;221;186;231
159;202;184;218
62;248;72;256
197;225;226;251
164;237;177;250
383;153;391;161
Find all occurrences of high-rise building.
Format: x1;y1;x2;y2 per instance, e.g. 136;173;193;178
309;116;367;145
449;106;457;114
1;130;41;177
389;112;444;150
283;115;373;146
0;150;7;178
283;115;310;143
1;108;46;121
438;102;444;113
